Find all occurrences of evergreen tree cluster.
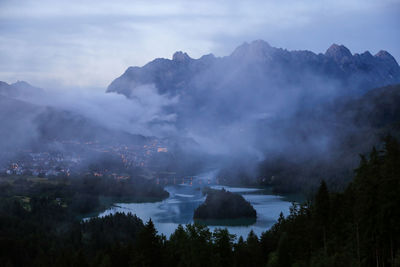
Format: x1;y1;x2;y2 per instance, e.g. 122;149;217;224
261;136;400;266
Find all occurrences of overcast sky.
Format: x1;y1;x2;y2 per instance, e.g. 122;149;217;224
0;0;399;91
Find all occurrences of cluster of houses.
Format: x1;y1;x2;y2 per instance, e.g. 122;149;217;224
0;152;73;177
0;139;170;178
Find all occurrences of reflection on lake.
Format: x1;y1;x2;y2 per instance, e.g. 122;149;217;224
97;183;292;239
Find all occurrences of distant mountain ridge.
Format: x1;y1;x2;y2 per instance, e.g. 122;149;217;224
107;40;400;97
0;80;44;98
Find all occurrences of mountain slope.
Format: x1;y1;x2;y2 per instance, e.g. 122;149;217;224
257;83;400;192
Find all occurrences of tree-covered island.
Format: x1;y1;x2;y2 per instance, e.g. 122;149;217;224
193;188;257;225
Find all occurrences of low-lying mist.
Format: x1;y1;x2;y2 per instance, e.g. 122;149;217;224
1;40;400;190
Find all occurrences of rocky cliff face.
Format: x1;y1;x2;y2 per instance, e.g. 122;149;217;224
107;40;400;98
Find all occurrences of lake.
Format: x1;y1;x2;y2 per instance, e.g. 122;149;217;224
96;181;293;239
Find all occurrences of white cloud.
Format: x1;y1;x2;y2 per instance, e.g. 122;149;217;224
20;83;178;136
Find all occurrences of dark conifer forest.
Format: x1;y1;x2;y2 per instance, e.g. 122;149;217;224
1;137;399;266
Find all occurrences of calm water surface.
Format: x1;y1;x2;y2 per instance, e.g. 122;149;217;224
97;182;292;239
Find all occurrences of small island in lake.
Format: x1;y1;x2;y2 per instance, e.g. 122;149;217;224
193;188;257;226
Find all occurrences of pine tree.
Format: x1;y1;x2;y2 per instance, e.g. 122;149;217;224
314;180;330;255
213;228;235;267
133;219;163;267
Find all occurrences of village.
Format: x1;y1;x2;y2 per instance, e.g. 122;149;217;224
0;138;170;178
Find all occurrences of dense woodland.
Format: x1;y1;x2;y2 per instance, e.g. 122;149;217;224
0;137;399;266
0;174;169;217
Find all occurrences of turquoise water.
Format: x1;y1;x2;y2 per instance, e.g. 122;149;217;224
96;183;292;239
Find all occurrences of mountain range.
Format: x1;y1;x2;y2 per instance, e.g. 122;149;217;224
107;40;400;98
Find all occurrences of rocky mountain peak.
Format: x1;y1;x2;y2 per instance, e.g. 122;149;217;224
325;44;353;62
0;80;43;98
375;50;397;63
12;80;31;87
250;39;272;49
172;51;191;62
360;51;373;59
231;39;274;59
199;53;215;60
